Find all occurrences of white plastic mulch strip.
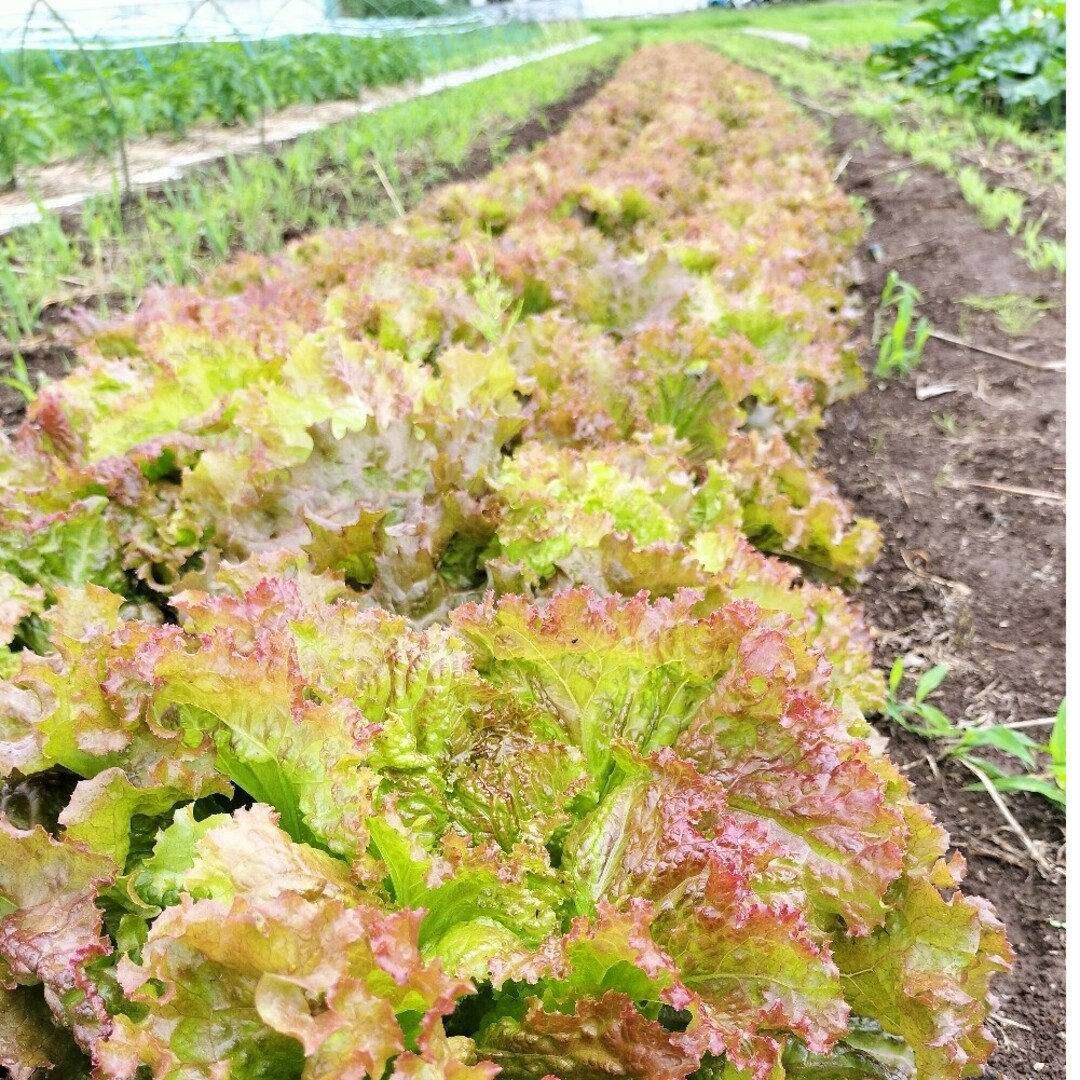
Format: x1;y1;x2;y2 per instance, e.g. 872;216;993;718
0;34;601;236
739;28;812;50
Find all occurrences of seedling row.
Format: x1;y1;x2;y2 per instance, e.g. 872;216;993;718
0;21;583;189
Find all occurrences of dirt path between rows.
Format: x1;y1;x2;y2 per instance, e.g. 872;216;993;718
819;115;1066;1079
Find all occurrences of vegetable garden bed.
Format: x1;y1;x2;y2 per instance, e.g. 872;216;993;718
0;35;622;413
0;23;578;190
0;41;1019;1080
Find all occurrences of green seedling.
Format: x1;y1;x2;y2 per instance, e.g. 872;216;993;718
874;269;931;377
958;293;1055;337
883;124;956;174
886;661;1065;809
0;256;36;341
0;350;36;403
1018;217;1066;274
932;411;958;437
980;699;1065;806
957;166;1026;234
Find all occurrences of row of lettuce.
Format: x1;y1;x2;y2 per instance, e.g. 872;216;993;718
0;44;1009;1080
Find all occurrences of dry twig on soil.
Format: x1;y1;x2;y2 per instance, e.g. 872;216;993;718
960;759;1054;877
930;329;1066;373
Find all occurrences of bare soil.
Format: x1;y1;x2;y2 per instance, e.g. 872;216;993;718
820;115;1066;1079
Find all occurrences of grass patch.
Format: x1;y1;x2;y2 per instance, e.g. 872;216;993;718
956;166;1026;234
958;293;1056;337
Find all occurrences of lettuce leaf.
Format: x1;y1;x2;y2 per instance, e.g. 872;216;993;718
100;806;479;1080
563;749;850;1077
0;823;117;1059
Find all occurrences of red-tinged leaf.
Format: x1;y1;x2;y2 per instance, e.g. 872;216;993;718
126;624;379;865
726;432;882;584
675;686;907;935
303;503;388;585
445;722;594;853
181;804;358;905
0;984;87;1079
476;991;700;1080
452;589;755;775
104;808;476;1080
832;874;1012;1080
58;767;207;868
0;572;44;650
563;750;849;1075
486;897;679;997
0;823;116;1057
0;681;50;777
389;1011;499;1080
3;588;223;795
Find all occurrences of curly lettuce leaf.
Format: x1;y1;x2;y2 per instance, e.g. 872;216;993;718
726;434;881;585
451;589;745;777
833;874;1011;1079
563;749;850;1077
0;823;117;1058
0;984;89;1080
101;806;477;1080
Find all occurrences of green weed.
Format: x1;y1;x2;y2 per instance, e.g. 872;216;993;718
1018;217;1066;274
932;412;958;437
956;166;1026;234
0;349;35;402
958;293;1055;336
886;661;1065;809
874;270;931;377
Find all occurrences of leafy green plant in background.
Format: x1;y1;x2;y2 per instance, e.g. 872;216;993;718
0;21;573;187
874;269;931;377
0;35;422;185
872;0;1065;130
886;661;1065;808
